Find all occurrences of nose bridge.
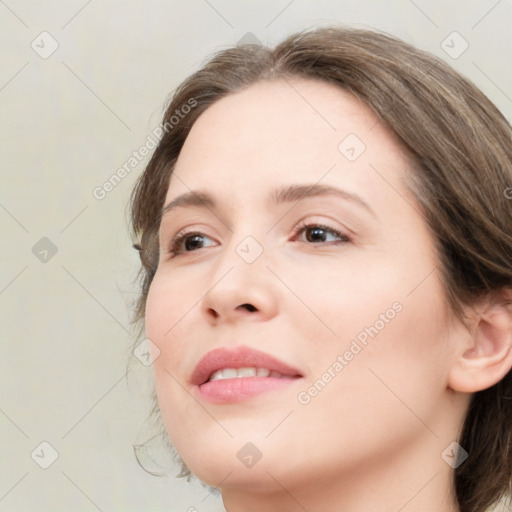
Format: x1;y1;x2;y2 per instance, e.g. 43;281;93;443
200;221;278;321
215;206;269;275
211;230;267;292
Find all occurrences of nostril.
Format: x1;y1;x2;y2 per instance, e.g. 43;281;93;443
208;308;219;318
240;303;257;312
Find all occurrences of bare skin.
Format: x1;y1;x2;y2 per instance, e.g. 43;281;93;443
145;78;512;512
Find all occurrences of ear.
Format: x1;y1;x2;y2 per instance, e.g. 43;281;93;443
448;292;512;393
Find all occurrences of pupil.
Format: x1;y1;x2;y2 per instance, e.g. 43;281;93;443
307;227;325;242
186;235;203;250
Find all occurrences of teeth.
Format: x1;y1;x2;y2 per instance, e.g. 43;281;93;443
208;367;283;381
221;368;238;379
237;367;257;378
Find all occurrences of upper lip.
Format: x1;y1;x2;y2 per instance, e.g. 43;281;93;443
191;345;303;386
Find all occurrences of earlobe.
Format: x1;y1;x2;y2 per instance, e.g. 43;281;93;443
448;298;512;394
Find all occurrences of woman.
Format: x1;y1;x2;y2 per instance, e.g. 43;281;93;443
130;26;512;512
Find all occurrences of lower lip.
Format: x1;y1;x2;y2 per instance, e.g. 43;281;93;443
197;376;300;403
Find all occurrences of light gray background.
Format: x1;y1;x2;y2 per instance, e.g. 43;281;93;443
1;1;511;511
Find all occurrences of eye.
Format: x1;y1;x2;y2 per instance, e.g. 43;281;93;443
168;230;217;255
167;222;350;257
292;222;351;245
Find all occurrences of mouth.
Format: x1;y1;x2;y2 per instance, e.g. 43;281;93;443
191;346;303;403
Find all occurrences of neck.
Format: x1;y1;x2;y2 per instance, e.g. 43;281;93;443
220;433;461;512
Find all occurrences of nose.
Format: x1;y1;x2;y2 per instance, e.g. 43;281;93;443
200;240;280;325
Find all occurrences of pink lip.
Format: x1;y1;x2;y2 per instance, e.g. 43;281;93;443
191;346;303;403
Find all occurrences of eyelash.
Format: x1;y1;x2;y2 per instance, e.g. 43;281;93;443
167;221;351;256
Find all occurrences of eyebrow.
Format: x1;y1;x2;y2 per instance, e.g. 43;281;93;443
161;183;376;219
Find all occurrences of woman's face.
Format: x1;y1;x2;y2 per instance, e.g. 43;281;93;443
145;78;463;495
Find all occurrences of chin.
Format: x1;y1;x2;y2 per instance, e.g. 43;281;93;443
170;428;277;486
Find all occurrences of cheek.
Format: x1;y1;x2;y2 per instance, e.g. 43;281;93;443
144;267;199;347
297;276;450;444
288;239;449;412
145;270;178;340
144;274;190;424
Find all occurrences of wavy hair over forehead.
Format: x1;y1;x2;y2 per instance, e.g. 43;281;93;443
130;26;512;512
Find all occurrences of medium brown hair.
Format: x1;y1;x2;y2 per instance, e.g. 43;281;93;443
130;26;512;512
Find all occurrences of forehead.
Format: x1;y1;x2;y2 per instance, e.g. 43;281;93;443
166;78;410;203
